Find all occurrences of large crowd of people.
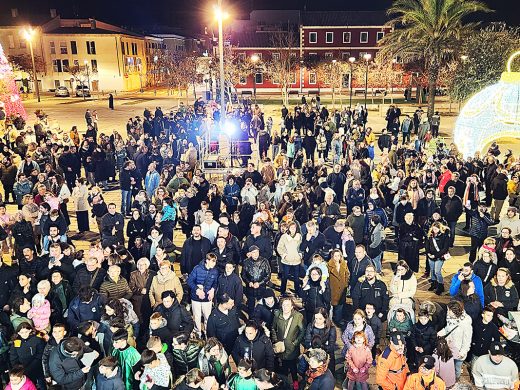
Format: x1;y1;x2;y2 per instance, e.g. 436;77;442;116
0;98;519;390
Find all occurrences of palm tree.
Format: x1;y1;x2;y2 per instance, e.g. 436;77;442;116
379;0;491;118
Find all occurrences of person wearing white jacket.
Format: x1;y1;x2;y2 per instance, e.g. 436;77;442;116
277;221;302;295
389;260;417;314
438;300;473;380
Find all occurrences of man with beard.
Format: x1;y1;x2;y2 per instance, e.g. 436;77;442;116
206;293;240;354
326;164;347;205
242;222;272;262
352;264;389;320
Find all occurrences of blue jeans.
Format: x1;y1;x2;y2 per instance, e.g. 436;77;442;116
429;259;444;284
281;263;301;295
371;254;382;273
454;359;463;379
332;140;342;164
121;190;132;215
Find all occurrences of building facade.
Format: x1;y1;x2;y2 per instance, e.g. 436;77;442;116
0;9;169;92
229;10;392;93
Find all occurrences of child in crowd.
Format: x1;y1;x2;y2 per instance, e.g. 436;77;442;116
344;331;373;390
432;336;456;388
227;359;257;390
305;254;329;281
27;293;51;333
96;356;125;390
111;329;141;390
5;366;36;390
364;303;382;358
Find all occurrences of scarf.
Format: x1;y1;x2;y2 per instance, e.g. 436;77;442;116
305;361;329;389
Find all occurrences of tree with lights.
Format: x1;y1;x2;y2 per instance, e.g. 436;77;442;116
0;43;27;119
379;0;490;118
448;23;520;103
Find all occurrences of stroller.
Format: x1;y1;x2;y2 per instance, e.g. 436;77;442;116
498;311;520;361
387;301;416;325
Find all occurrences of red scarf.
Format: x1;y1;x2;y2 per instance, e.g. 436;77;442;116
305;362;329;389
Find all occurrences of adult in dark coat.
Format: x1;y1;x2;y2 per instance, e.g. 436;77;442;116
241;247;271;313
242;222;273;261
440;186;463;246
154;291;194;335
469;307;501;359
48;337;88;390
300;221;327;265
179;226;211;275
410;311;437;369
351;265;389;320
206;294;240;354
108;94;114;110
301;267;331;322
231;321;275;371
9;325;46;389
72;258;107;294
216;262;243;304
483;156;498;207
58;147;81;191
398;213;424;272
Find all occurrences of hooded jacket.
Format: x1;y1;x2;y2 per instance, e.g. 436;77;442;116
96;370;125;390
154;300;194;336
48;340;86;390
449;271;485;307
67;293;104;330
411;320;437;356
232;329;275;371
277;232;303;266
9;335;45;383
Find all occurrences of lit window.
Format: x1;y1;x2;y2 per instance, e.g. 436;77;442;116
309;73;317;84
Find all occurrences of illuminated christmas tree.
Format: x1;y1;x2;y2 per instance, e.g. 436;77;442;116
0;43;27;119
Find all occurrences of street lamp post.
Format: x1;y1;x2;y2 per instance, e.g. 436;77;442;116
391;58;397;104
251;54;259;104
215;1;228;126
363;53;372;110
22;28;40;103
348;56;355;109
84;60;90;101
153;55;158;96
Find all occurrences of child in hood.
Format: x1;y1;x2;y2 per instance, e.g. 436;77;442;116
5;366;37;390
27;293;51;333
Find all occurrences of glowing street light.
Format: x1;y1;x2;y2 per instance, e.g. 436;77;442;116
363;53;372;111
21;27;40;103
348;56;356;108
251;54;260;103
215;1;229;125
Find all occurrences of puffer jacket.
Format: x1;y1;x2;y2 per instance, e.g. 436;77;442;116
389;270;417;308
438;312;473;360
467;209;494;240
154;300;194;335
171;339;204;376
187;261;219;302
277;233;302;266
99;276;132;301
484;278;520;312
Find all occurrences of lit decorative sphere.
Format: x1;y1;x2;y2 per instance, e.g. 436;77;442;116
454;52;520;157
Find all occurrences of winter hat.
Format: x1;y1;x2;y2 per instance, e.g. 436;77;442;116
263;289;276;299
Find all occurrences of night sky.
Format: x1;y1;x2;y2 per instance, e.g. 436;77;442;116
3;0;519;33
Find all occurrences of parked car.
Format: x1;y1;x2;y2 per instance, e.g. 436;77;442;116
75;85;91;97
54;86;70;97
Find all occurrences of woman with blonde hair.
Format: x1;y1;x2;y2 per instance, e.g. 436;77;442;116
476;236;498;265
425;221;450;295
277;221;302;295
484;267;519;317
406;178;425;210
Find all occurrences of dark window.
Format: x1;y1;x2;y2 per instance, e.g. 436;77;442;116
62;59;69;72
86;41;96;55
71;41;77;54
91;59;98;72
